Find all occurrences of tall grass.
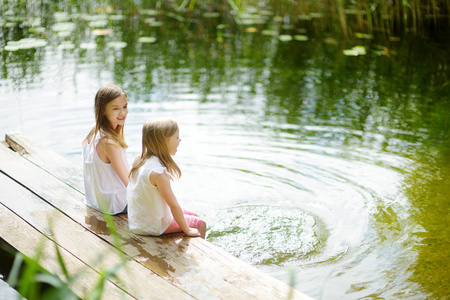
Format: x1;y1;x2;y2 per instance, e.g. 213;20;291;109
6;214;128;300
161;0;449;36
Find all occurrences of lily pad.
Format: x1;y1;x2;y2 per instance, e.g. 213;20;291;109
261;30;278;36
324;37;338;45
109;14;126;21
5;16;24;22
147;21;163;27
80;42;96;49
279;34;293;42
54;12;71;22
52;22;76;32
245;27;258;33
89;19;109;28
355;32;373;39
57;31;72;37
28;27;46;34
23;18;41;27
216;24;230;30
58;41;75;50
92;28;113;36
138;37;157;43
343;45;367;56
294;35;309;41
107;41;127;49
4;38;47;51
282;24;295;30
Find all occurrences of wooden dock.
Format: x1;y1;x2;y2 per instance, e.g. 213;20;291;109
0;132;313;300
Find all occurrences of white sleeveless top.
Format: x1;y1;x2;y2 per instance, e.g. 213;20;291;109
127;156;173;235
82;133;129;215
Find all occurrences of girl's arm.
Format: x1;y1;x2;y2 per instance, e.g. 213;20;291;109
152;172;201;237
104;142;130;186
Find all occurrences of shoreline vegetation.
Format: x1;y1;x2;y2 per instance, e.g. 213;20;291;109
1;0;449;41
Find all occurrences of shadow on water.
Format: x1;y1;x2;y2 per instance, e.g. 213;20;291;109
1;1;450;299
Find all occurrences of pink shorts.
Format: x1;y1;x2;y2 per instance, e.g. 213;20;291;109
163;209;203;234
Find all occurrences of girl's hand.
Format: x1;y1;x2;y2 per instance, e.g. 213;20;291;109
184;228;201;237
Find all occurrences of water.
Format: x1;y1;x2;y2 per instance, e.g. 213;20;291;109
1;2;450;299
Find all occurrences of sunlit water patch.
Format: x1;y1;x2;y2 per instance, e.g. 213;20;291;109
208;205;328;265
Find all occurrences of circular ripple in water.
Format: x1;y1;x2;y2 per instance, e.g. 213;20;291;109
207;205;329;265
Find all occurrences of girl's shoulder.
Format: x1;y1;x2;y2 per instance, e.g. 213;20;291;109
143;156;166;174
99;133;122;149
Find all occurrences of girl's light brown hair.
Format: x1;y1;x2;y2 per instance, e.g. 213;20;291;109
130;118;181;179
83;84;128;148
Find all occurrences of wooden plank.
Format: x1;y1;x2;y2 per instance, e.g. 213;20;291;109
5;132;84;192
0;170;192;300
0;178;132;299
2;133;313;299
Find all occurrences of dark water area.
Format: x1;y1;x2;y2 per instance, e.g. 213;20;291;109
1;1;450;299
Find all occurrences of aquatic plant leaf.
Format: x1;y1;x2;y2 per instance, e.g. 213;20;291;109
140;9;159;16
355;32;373;39
203;12;220;18
52;22;76;32
145;19;163;27
23;18;41;27
28;27;46;34
343;49;359;56
279;35;293;42
245;27;258;33
94;6;113;13
353;46;367;55
282;24;295;30
343;46;367;56
54;12;71;22
89;20;108;28
109;15;126;21
92;28;113;36
5;16;24;22
4;38;47;51
166;12;185;22
58;42;76;50
310;12;324;18
57;31;72;37
107;41;127;49
259;10;273;16
344;9;366;15
261;30;278;36
80;42;96;49
217;24;230;30
138;37;157;43
324;37;338;45
294;35;309;41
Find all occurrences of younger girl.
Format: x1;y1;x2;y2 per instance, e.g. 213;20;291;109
82;84;129;215
127;118;206;238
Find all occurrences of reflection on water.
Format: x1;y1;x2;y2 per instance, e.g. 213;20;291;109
1;2;450;299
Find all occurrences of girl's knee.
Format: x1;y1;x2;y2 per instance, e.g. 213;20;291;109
199;220;207;238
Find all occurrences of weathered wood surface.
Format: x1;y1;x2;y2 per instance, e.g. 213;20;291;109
1;132;313;300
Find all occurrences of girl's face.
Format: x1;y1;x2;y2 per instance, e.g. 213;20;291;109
104;94;128;129
167;129;181;156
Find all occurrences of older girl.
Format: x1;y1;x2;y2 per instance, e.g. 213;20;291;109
82;84;129;215
127;118;206;238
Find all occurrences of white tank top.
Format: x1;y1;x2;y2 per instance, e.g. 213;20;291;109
82;133;129;215
127;156;173;235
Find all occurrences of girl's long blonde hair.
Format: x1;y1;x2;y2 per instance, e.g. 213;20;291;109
83;84;128;148
130;118;181;179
